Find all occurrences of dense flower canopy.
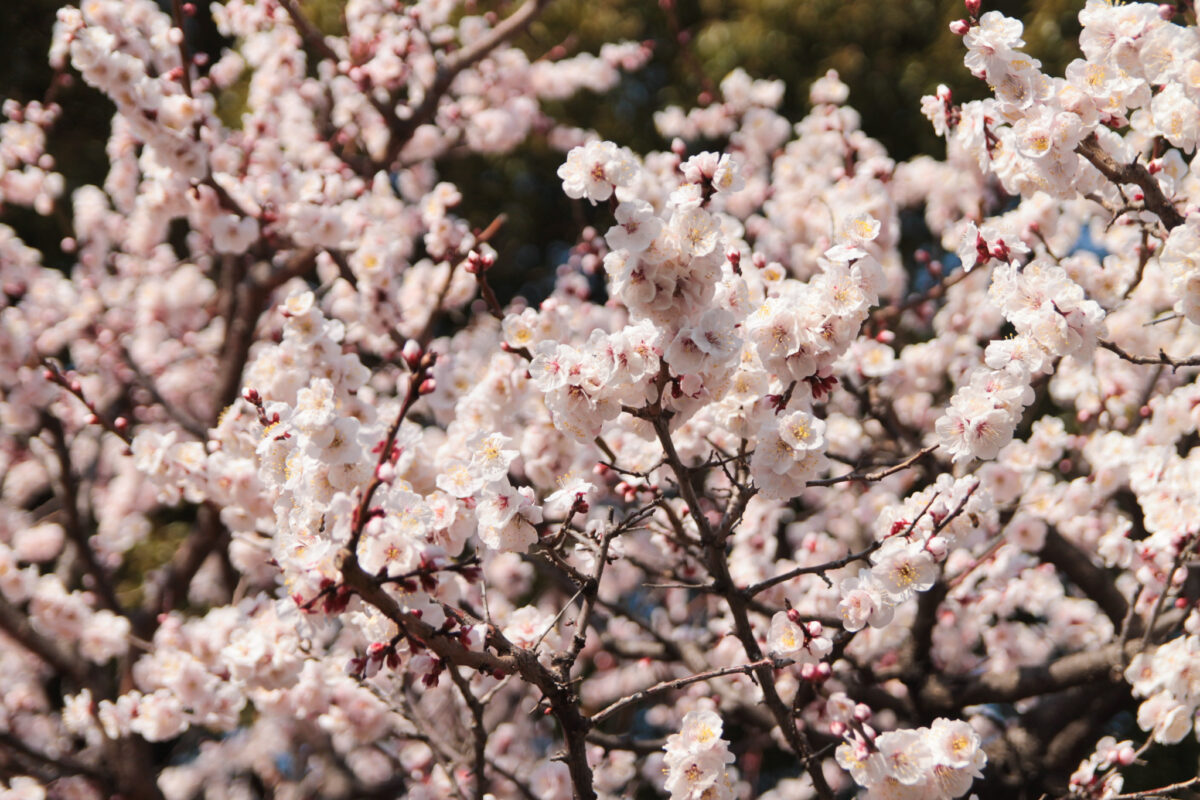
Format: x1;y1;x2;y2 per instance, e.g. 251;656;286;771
1;1;1200;800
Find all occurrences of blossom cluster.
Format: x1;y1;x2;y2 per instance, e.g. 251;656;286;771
835;718;986;800
662;710;737;800
2;0;1200;799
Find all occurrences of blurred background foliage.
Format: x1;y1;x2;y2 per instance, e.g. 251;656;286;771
2;0;1082;296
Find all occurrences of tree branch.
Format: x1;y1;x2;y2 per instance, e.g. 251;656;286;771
1076;134;1185;231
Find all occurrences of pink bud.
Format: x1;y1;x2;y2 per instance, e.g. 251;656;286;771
800;663;817;681
401;339;423;369
853;703;872;722
949;18;970;34
829;721;847;737
114;417;128;432
964;0;981;18
805;621;823;637
1159;3;1176;20
418;377;436;395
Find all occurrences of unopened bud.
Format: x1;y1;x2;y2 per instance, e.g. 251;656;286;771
1159;3;1176;20
964;0;981;18
114;417;128;432
418;377;436;395
401;339;423;369
853;703;872;722
949;18;970;34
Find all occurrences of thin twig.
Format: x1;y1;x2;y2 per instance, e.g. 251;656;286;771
591;657;786;726
805;444;938;487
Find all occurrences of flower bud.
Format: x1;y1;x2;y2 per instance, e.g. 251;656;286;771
401;339;423;370
949;18;970;34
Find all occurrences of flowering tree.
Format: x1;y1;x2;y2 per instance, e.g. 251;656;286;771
3;0;1200;799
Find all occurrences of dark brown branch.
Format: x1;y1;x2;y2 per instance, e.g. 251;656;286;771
743;541;882;597
1099;339;1200;371
278;0;341;63
555;520;616;680
215;250;320;420
920;608;1184;711
382;0;553;166
0;730;110;789
42;413;121;613
446;666;489;800
1112;776;1200;799
139;501;229;633
337;552;598;800
591;657;786;726
344;353;434;557
0;595;91;685
1076;134;1185;231
805;444;938;487
1038;527;1128;627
